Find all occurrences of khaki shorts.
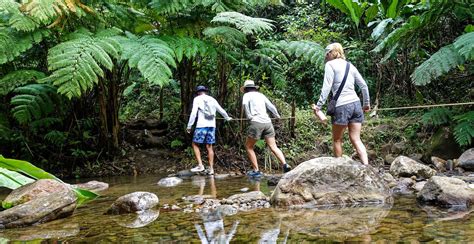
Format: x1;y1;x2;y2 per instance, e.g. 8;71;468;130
247;121;275;140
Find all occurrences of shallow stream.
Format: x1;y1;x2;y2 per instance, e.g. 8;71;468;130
0;175;473;242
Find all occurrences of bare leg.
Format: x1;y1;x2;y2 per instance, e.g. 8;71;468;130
348;123;369;165
265;136;287;166
209;176;216;198
206;144;215;170
245;137;259;171
192;142;203;167
332;124;347;157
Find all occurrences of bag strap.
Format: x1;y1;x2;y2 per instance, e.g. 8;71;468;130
332;61;350;102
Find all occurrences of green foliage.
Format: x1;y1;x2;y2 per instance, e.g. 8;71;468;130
119;33;176;86
150;0;280;14
282;40;325;67
0;28;49;64
170;139;184;149
0;167;35;190
0;155;98;206
161;36;217;62
203;26;247;46
44;130;67;146
412;31;473;85
43;28;121;98
411;45;464;86
453;111;474;146
211;11;274;35
421;108;453;126
10;84;58;124
19;0;92;26
454;31;474;60
0;70;46;96
255;139;266;150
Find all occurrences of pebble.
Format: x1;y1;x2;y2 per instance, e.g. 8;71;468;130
469;184;474;189
171;205;181;210
240;187;249;192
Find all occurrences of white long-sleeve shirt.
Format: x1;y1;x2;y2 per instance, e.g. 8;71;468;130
316;59;370;109
187;94;230;129
242;91;280;123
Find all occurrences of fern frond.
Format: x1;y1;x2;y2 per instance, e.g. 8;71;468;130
453;111;474;146
44;130;67;146
203;26;247;46
0;70;46;95
160;36;217;62
10;84;57;124
281;40;325;68
20;0;92;27
43;28;121;98
30;117;62;130
421;108;453;126
149;0;193;14
0;28;50;64
211;11;274;35
0;0;39;32
453;31;474;60
119;33;176;86
411;45;464;85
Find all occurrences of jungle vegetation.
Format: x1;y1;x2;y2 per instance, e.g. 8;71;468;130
0;0;472;177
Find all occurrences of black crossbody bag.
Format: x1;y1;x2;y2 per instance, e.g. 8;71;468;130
327;61;350;116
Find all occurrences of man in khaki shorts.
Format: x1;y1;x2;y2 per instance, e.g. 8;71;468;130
241;80;291;177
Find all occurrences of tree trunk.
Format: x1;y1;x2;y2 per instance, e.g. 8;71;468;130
217;55;229;106
179;58;196;120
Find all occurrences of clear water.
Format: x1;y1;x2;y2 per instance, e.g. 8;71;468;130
0;175;473;243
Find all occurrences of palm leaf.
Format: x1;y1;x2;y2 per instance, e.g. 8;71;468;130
0;168;35;190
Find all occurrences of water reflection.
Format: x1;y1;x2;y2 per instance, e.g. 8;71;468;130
115;209;159;228
195;210;239;244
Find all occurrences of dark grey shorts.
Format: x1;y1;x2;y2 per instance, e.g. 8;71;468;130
248;121;275;139
332;101;364;125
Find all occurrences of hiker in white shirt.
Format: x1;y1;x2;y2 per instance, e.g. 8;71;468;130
241;80;292;178
187;85;232;175
311;43;370;165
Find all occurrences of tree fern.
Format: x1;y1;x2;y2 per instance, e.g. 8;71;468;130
42;28;121;98
160;36;217;62
44;130;67;146
453;31;474;60
421;108;453;126
0;27;50;64
210;12;274;35
411;31;473;85
10;84;58;124
411;45;465;85
119;33;176;86
453;111;474;146
19;0;93;27
1;0;39;32
149;0;193;14
203;26;247;46
373;15;422;53
281;40;325;68
0;70;46;95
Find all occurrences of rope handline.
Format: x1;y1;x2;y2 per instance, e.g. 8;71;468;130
165;101;473;120
374;101;474;111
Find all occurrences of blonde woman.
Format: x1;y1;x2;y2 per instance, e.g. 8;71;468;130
312;43;371;165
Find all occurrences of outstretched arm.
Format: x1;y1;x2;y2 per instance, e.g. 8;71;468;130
214;100;231;121
264;96;281;118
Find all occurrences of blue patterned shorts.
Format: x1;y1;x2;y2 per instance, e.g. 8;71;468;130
332;101;364;125
193;127;216;144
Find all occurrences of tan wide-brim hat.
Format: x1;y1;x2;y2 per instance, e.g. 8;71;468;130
240;79;259;93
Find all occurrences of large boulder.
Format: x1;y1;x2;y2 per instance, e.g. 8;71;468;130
2;179;70;208
417;176;474;208
0;190;77;229
458;148;474;171
270;157;391;207
106;192;159;214
390;156;436;179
